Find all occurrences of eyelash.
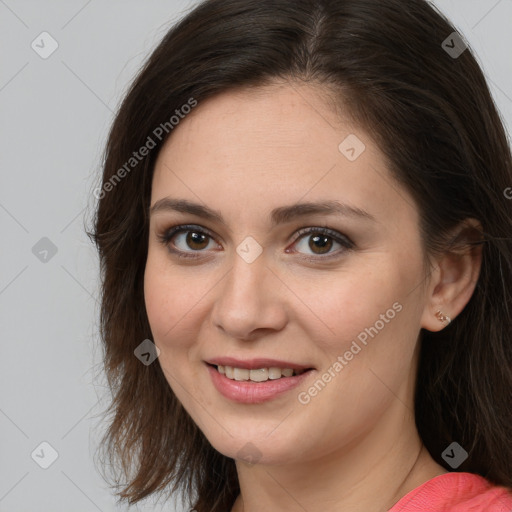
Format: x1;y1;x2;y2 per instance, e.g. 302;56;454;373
156;224;354;262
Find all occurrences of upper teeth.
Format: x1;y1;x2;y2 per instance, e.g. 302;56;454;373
218;365;306;382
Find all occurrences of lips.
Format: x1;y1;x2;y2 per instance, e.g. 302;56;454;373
205;356;314;371
205;359;315;404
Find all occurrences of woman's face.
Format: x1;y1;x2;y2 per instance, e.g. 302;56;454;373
144;82;432;465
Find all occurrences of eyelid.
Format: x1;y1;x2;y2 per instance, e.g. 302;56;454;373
292;226;353;247
156;224;220;257
157;223;354;259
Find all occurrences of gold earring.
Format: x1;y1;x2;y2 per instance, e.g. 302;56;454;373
435;309;451;325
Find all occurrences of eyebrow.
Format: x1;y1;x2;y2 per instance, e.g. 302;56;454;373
149;198;376;226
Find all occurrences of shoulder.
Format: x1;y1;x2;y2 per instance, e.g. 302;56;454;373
389;472;512;512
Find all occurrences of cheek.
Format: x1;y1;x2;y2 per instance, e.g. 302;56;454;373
143;251;190;349
306;257;421;370
143;254;205;399
143;259;169;341
143;250;214;368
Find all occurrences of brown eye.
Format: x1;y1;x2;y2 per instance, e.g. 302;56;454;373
307;234;334;255
183;231;210;251
290;227;353;259
157;224;354;261
157;225;217;259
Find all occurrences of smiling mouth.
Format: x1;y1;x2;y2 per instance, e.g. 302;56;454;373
207;363;313;382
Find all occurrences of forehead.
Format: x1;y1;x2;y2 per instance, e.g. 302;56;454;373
160;82;350;157
150;82;418;234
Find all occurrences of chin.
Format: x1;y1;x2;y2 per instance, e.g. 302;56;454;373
203;426;304;466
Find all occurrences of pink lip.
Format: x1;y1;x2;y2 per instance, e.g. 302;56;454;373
206;363;314;404
206;356;313;371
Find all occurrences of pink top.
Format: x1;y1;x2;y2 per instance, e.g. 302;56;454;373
389;472;512;512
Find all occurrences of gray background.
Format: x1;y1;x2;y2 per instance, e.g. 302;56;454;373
1;1;511;511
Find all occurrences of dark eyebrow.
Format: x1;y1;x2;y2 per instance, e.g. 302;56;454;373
149;198;376;226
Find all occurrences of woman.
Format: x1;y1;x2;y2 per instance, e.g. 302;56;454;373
89;0;512;510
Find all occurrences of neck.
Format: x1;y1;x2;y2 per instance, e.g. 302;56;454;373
230;403;447;512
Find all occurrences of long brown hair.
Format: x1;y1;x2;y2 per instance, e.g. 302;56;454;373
88;1;512;510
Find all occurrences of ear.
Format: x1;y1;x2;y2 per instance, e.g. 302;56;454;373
420;218;484;332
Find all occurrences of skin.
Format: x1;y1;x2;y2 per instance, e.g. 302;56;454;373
144;81;482;512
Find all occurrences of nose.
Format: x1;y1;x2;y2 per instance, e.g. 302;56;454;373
211;252;287;341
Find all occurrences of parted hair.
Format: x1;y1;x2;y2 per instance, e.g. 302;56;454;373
88;1;512;511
